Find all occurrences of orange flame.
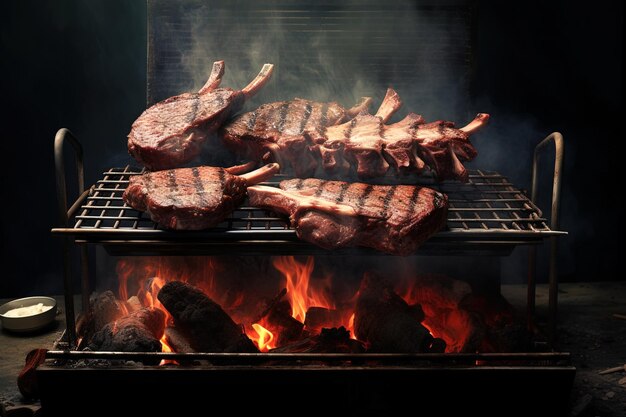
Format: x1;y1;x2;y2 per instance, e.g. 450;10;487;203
116;257;235;361
272;256;334;323
116;257;226;307
347;313;356;339
251;323;275;352
397;277;475;353
158;334;179;366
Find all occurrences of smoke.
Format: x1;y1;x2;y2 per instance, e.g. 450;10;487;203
148;1;539;284
152;1;473;123
143;1;580;284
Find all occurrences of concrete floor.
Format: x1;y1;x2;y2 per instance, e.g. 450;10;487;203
1;282;625;416
504;281;626;417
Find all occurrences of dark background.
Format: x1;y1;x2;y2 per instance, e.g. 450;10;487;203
1;0;623;297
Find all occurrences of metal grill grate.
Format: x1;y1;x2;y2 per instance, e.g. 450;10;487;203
54;166;562;245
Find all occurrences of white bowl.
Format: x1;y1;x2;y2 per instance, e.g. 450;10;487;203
0;296;58;333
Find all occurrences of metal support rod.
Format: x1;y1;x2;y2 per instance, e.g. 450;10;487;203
61;237;77;346
80;246;90;317
528;132;564;347
527;245;536;333
54;128;86;348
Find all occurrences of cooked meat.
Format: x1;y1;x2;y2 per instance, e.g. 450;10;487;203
319;89;403;178
247;178;448;255
321;90;488;181
123;162;280;230
222;87;488;182
221;96;372;177
128;61;274;171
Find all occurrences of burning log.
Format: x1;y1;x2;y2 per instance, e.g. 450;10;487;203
164;326;202;366
271;327;365;353
304;307;345;334
158;281;258;352
88;307;165;353
164;326;196;353
252;289;303;347
401;274;483;352
354;273;445;353
460;293;526;352
263;299;304;346
253;288;287;323
76;290;127;348
126;295;143;312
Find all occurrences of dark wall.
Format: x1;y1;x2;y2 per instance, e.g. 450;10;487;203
1;0;146;297
1;0;623;297
473;1;624;282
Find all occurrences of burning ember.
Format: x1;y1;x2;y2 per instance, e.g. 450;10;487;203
75;256;524;358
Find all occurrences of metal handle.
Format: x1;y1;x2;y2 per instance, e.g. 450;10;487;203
54;128;85;226
531;132;564;230
527;132;564;348
54;128;88;348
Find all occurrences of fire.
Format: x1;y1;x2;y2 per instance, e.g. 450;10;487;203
396;276;475;353
112;256;508;355
116;257;230;361
273;256;334;322
116;257;225;306
158;334;179;366
251;323;276;352
347;313;356;339
270;256;357;340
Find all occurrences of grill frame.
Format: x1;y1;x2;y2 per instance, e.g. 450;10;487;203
52;128;565;348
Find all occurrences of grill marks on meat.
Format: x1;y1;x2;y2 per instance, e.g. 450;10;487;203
128;61;274;171
123;163;280;230
223;87;488;182
221;97;373;177
247;178;448;255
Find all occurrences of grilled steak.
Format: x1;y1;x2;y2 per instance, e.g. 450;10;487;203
247;178;448;255
222;87;488;182
128;61;274;171
123;162;280;230
221;96;372;177
321;90;488;181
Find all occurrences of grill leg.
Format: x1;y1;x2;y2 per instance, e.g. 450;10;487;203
548;236;559;347
62;237;77;347
527;245;537;334
80;245;90;319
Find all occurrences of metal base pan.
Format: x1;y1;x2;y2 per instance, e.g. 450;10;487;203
37;352;575;416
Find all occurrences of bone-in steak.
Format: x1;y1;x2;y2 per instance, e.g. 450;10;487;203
123;163;279;230
128;61;274;171
221;97;372;177
247;178;448;255
222;87;488;182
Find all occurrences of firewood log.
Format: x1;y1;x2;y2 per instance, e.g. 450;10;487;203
76;291;126;349
88;307;165;353
91;291;127;330
271;327;365;353
158;281;258;353
164;326;195;353
304;307;345;334
354;272;445;353
263;300;304;346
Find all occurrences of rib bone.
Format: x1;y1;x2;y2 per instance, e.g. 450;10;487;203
242;64;274;99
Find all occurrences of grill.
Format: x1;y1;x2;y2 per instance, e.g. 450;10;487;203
52;165;563;256
53;129;565;347
41;2;573;413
